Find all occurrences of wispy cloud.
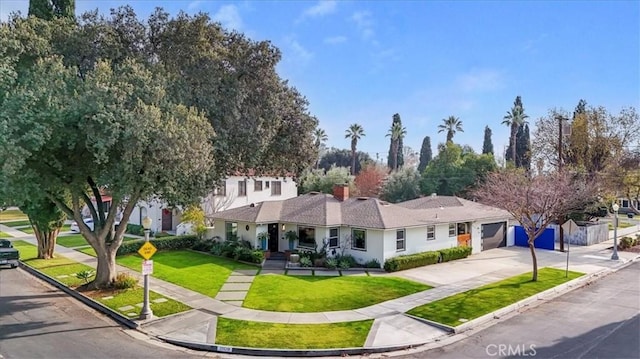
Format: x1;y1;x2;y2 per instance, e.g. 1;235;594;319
188;1;202;10
304;0;337;17
455;69;506;92
351;10;375;40
288;39;314;64
212;4;244;32
324;35;347;44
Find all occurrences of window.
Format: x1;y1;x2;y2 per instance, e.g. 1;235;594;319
265;181;270;189
225;222;237;241
238;180;247;196
271;181;282;196
329;228;339;247
215;181;226;196
449;223;456;237
427;225;435;240
396;229;405;251
457;222;468;235
352;229;366;250
298;227;316;248
254;180;263;191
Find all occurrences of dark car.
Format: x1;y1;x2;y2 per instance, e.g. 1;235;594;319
0;239;19;268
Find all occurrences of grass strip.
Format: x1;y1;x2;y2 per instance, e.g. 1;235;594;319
407;267;583;326
90;288;191;318
1;220;31;227
216;318;373;349
57;234;137;248
0;231;12;238
0;210;28;222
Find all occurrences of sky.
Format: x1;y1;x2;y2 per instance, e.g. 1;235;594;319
2;0;639;163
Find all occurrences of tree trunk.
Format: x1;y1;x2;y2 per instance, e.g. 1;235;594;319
392;142;398;170
34;227;59;259
351;147;356;175
91;246;117;289
529;240;538;282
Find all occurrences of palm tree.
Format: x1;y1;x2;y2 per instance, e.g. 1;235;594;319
502;96;529;165
314;128;328;169
437;116;463;143
385;122;407;170
344;123;365;175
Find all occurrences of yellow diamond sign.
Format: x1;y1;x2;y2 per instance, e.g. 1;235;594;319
138;241;157;260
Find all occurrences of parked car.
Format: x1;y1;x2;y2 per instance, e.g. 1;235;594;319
70;218;120;233
0;239;19;268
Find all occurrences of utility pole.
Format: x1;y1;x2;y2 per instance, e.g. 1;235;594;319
557;115;566;252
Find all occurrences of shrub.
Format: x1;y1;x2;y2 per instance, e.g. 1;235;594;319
338;258;351;270
75;270;95;284
117;235;198;256
192;237;215;252
384;251;440;272
325;258;338;270
113;273;137;289
364;258;381;269
154;232;173;238
336;254;358;268
619;236;638;250
210;242;224;256
299;256;312;267
439;246;473;262
125;223;144;236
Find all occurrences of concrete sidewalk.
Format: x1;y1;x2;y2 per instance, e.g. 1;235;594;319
5;224;639;351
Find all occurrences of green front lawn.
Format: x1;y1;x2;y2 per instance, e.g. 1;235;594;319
407;267;583;327
13;240;96;287
92;287;191;318
2;220;31;227
0;209;28;222
57;234;138;248
117;250;258;297
244;275;430;312
609;222;633;230
0;231;12;238
216;318;373;349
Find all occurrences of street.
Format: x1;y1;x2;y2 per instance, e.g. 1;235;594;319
397;262;640;359
0;267;206;359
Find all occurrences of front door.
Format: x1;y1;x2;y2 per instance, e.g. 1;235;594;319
162;208;172;231
268;223;279;252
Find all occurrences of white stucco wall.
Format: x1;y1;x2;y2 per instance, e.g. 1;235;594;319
343;228;384;265
385;224;459;262
223;176;298;210
128;199;180;234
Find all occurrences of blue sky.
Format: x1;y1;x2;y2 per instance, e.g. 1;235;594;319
2;1;639;162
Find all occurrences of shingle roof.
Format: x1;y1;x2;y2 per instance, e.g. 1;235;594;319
211;194;511;229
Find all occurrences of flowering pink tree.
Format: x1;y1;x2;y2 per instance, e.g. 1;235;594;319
474;169;595;281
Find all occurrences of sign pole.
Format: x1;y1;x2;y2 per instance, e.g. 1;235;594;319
139;228;154;320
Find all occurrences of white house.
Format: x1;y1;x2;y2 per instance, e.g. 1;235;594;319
128;175;298;234
210;185;513;265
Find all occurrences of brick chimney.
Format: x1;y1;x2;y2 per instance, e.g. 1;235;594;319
333;184;349;201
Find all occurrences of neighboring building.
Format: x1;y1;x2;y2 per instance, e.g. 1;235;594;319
617;197;639;215
210;185;513;266
128;175;298;234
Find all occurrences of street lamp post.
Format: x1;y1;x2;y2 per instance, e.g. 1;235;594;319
611;203;619;260
140;216;153;320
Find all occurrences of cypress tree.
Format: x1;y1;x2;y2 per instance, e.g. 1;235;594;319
418;136;432;173
482;126;494;155
387;113;404;169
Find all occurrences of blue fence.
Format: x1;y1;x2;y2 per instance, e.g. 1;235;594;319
514;226;555;250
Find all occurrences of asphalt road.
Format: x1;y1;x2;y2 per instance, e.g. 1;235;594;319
0;267;207;359
399;262;640;359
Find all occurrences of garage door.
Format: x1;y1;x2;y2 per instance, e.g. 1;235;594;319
481;222;506;250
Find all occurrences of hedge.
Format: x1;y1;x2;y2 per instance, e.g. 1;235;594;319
117;235;198;256
384;251;440;272
439;246;472;262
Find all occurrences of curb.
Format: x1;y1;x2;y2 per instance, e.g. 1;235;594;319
18;261;139;330
157;336;423;357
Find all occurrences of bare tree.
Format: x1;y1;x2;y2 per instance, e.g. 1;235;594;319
202;188;237;226
474;169;596;281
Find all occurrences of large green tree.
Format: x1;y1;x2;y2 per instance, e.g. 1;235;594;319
345;124;365;175
299;167;354;195
379;168;421;203
386;121;407;171
418;136;432;173
421;143;496;197
437;116;463;143
387;114;404;169
502;96;529;165
318;148;372;175
29;0;75;20
482;126;494;155
0;20;216;287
